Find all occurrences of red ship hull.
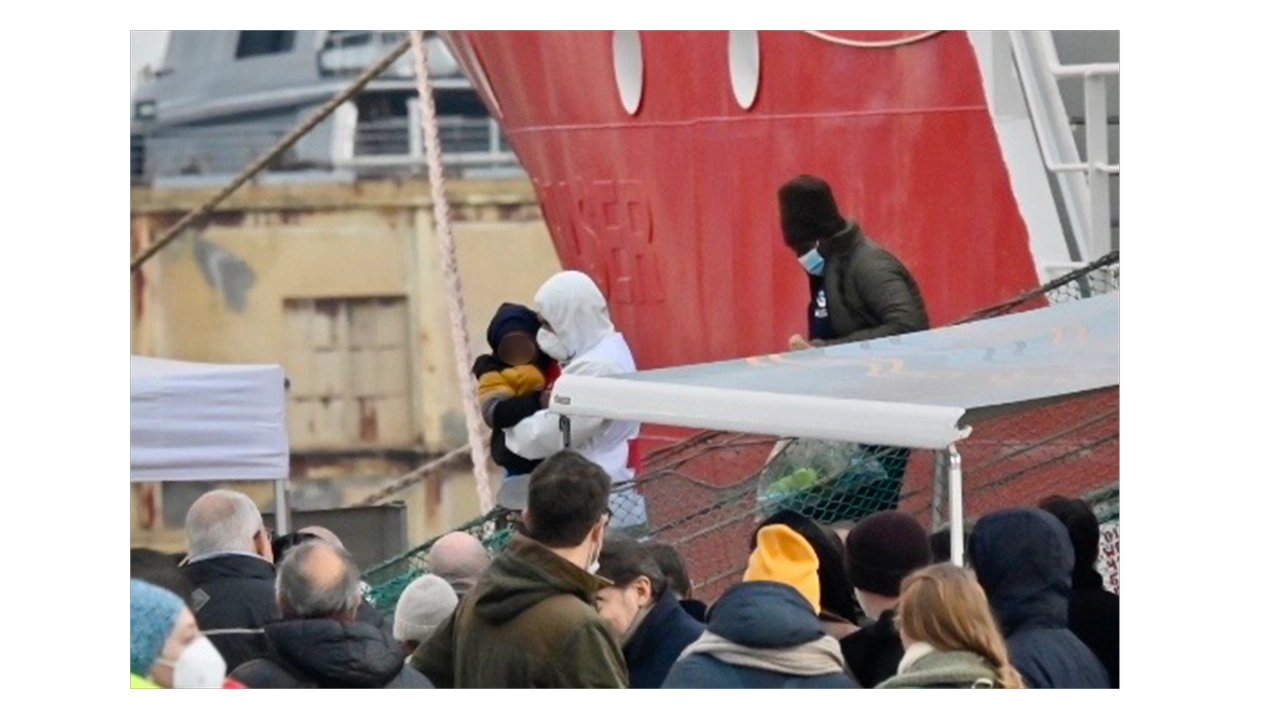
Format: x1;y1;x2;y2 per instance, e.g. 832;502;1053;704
446;30;1041;370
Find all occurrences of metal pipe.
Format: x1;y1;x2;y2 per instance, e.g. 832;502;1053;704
948;445;964;567
1046;161;1089;172
274;478;290;534
1050;63;1120;78
931;449;946;531
1085;73;1114;257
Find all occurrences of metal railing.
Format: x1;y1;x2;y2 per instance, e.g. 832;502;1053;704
1009;31;1118;264
133;115;521;181
320;31;464;81
343;114;519;174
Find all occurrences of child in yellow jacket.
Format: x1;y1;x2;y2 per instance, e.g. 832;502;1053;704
472;303;560;476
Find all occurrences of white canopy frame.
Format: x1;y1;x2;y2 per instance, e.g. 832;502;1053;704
550;293;1119;566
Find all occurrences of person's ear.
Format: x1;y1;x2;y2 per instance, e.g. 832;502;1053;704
635;575;653;606
256;529;274;563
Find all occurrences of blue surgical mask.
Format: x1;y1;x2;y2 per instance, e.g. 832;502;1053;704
798;247;825;276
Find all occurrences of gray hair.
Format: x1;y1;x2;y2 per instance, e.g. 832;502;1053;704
185;489;263;558
276;541;362;620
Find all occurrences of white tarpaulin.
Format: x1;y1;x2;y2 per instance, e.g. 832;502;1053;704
550;293;1118;449
130;356;290;482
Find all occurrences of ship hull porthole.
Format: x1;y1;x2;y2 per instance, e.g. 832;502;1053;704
613;31;644;115
729;30;760;110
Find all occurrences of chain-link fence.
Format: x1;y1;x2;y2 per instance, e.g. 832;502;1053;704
364;253;1119;610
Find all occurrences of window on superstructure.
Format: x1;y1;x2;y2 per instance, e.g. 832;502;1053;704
235;31;297;59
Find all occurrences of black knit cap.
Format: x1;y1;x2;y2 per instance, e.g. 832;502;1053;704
844;510;932;597
778;175;847;249
486;302;541;352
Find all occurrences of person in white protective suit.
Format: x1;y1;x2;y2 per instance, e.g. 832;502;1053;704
504;271;648;530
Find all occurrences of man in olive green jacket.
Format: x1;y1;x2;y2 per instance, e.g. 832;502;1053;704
411;451;627;688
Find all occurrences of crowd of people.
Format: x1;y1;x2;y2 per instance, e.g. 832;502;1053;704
130;451;1118;689
130;175;1117;689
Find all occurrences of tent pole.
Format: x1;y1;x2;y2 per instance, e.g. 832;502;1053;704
948;445;964;567
931;450;947;531
274;478;290;534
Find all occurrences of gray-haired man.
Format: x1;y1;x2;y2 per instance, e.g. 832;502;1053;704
231;542;433;688
181;489;278;671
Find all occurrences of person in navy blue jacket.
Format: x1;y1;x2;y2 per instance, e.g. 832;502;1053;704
970;508;1110;689
595;535;705;688
662;525;858;689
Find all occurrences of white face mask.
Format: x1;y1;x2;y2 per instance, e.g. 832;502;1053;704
855;588;889;621
537;327;571;362
157;636;226;689
586;535;602;575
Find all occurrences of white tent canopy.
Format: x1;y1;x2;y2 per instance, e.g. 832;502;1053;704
130;356;290;482
550;292;1118;450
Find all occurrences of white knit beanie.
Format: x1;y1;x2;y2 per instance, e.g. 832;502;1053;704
393;574;459;643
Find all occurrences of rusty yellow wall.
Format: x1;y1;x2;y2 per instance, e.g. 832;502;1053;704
130;178;561;549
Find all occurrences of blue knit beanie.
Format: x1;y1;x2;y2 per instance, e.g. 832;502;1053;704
131;579;184;676
486;303;541;352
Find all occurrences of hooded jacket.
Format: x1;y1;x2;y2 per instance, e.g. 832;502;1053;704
662;582;857;689
504;271;646;527
410;534;628;688
970;509;1110;689
230;617;432;688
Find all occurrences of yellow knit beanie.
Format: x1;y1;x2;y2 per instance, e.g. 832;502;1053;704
743;524;821;613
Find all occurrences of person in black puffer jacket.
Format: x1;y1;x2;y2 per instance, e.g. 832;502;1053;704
472;303;560;477
231;542;431;689
272;527;395;639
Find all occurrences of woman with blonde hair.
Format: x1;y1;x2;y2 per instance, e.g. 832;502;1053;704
876;563;1023;689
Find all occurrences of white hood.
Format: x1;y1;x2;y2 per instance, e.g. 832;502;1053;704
535;271;615;360
504;271;646;526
